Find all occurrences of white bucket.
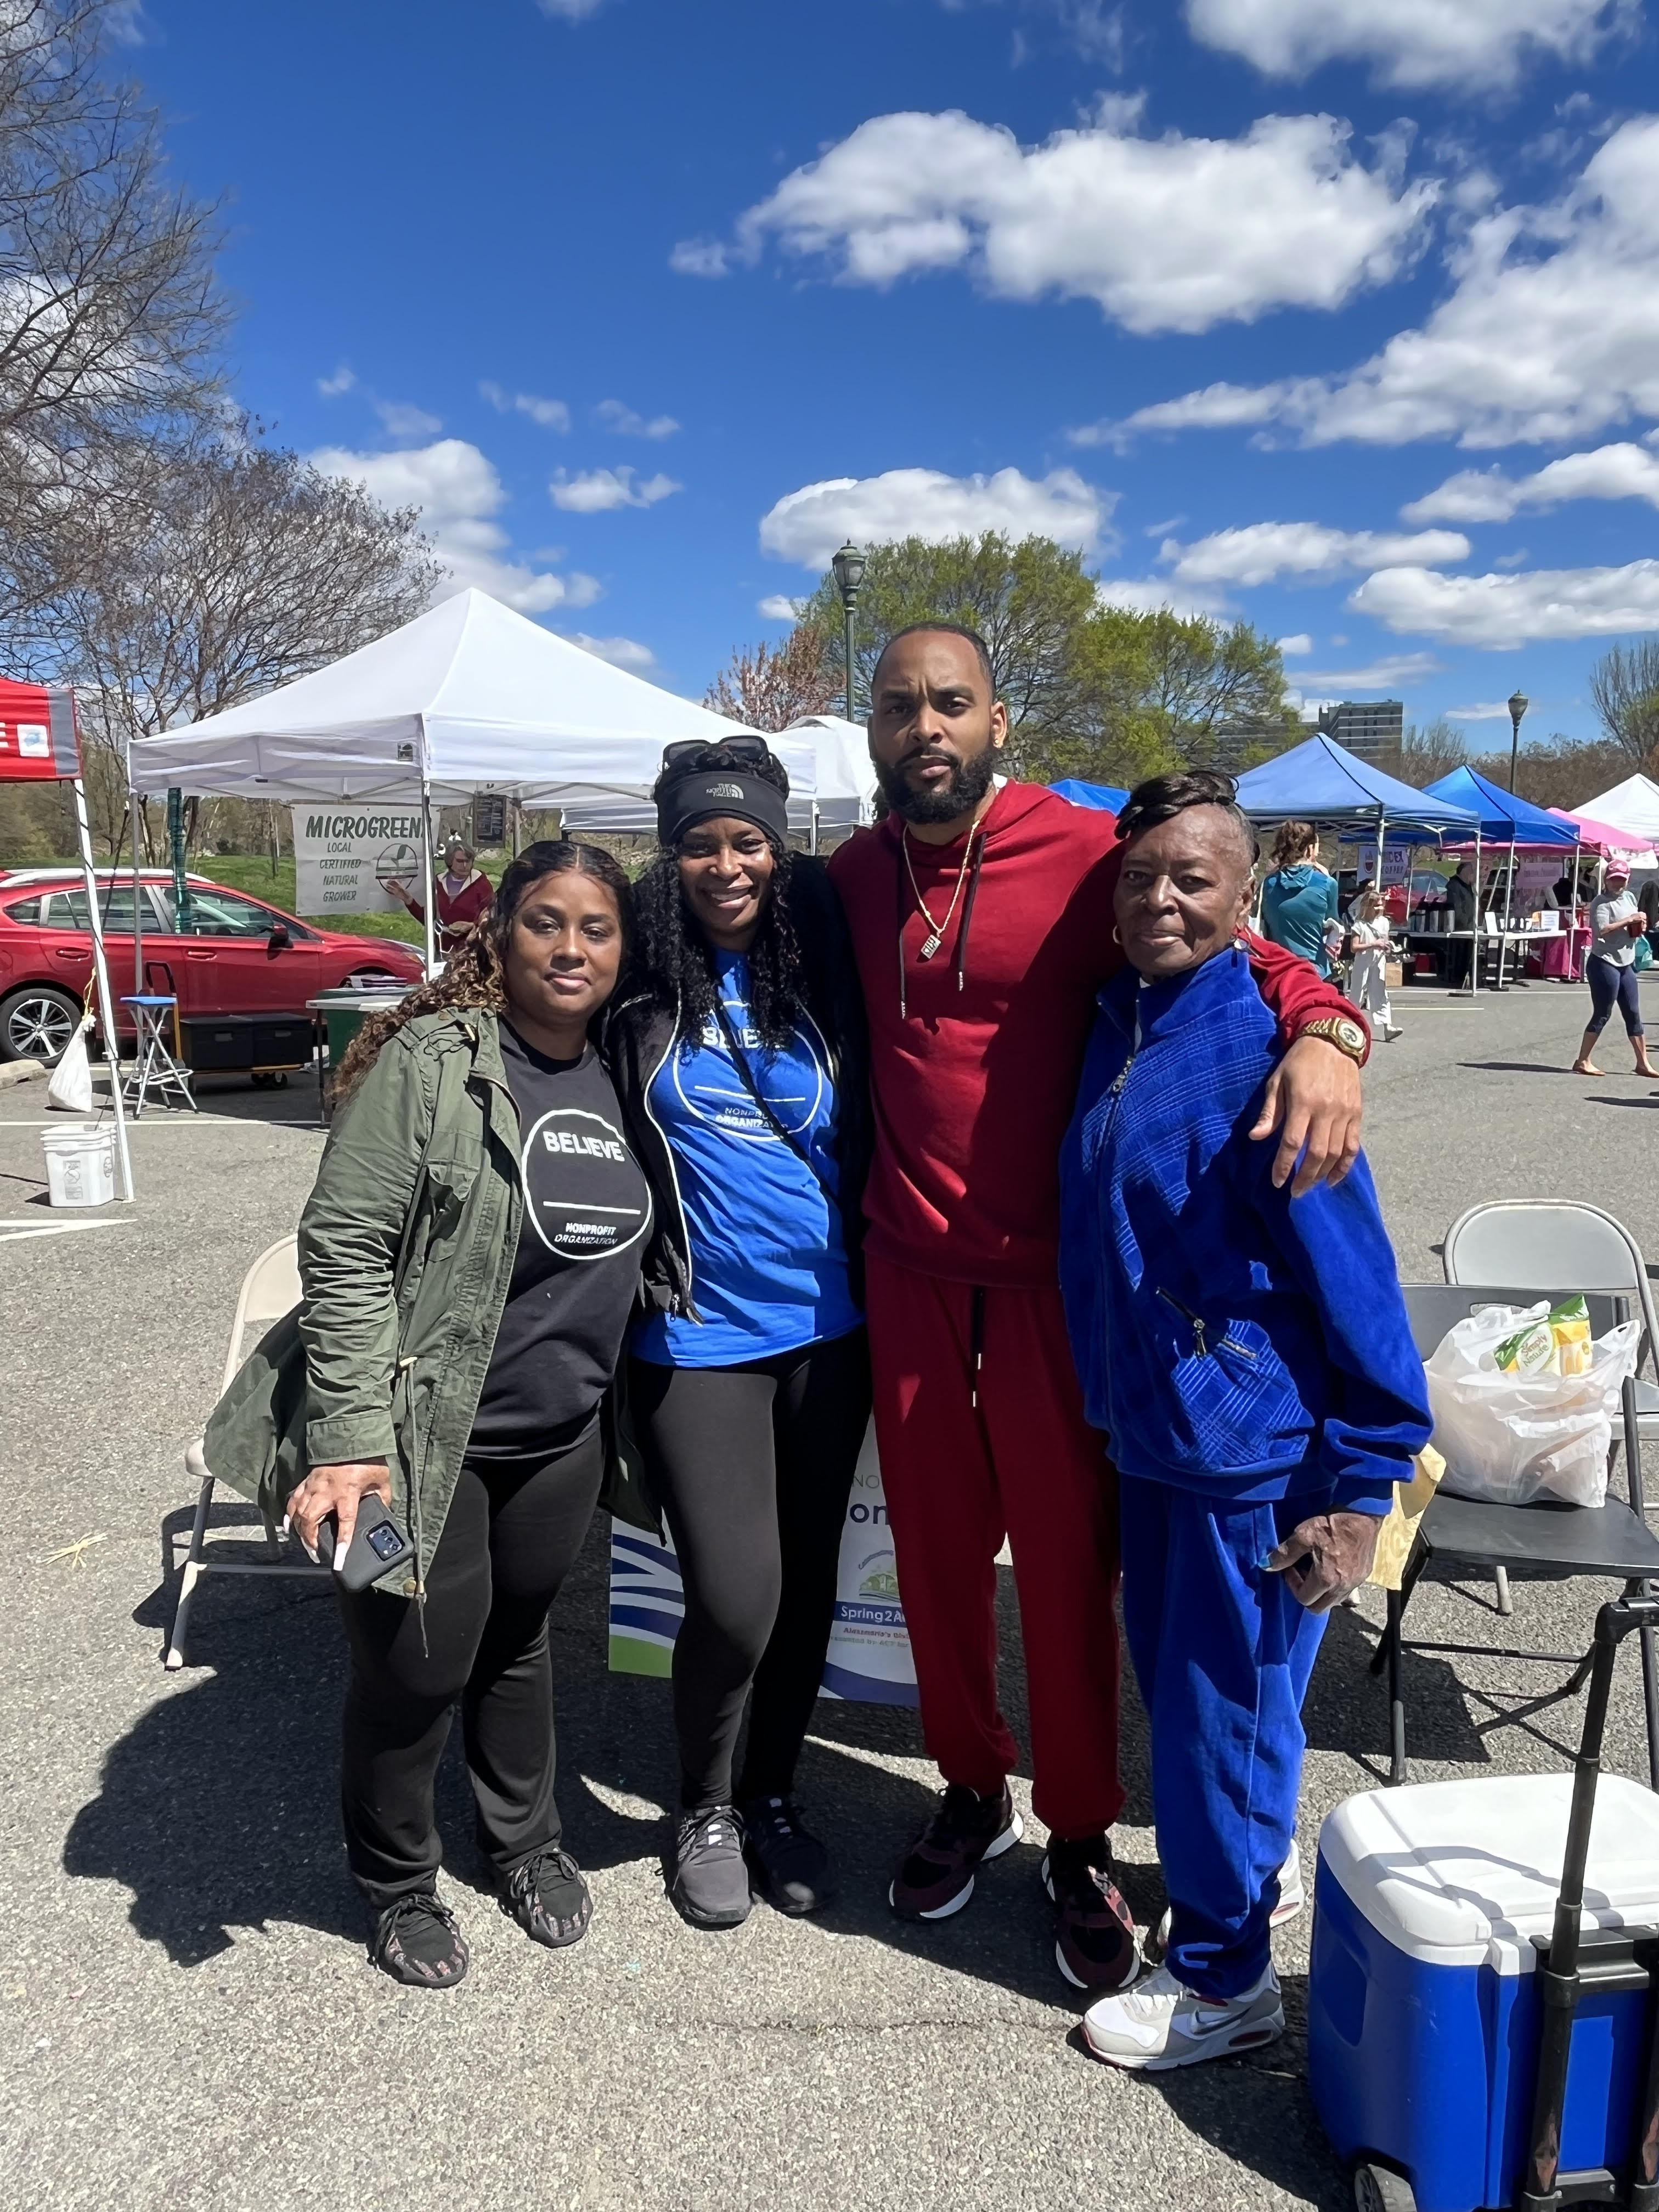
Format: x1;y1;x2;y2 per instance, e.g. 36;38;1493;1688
41;1122;116;1209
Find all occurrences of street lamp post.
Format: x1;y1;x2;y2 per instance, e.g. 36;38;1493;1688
1507;687;1529;793
831;541;867;726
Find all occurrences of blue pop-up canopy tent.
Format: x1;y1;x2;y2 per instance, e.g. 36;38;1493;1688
1233;734;1478;840
1419;765;1579;848
1050;777;1130;814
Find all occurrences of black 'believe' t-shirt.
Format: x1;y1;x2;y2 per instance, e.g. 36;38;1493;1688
466;1024;652;1465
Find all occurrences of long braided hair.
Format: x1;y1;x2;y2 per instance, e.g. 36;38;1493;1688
331;839;633;1104
633;741;809;1051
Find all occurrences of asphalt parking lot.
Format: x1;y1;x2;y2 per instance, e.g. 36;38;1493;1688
2;972;1657;2212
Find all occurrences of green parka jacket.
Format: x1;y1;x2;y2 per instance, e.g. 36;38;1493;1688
201;1005;659;1605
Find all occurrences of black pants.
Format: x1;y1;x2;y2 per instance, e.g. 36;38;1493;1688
336;1426;604;1909
629;1327;872;1810
1586;955;1644;1037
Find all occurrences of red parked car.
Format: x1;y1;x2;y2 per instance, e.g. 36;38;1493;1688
0;868;425;1063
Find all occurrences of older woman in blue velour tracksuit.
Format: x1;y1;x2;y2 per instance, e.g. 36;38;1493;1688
1057;770;1430;2076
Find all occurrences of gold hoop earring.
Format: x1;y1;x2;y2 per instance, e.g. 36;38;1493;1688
1111;924;1122;945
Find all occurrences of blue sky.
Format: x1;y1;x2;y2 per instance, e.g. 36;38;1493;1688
125;0;1659;743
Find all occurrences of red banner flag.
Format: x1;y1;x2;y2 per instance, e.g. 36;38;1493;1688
0;679;82;780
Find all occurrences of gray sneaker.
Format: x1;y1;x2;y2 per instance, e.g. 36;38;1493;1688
1082;1962;1284;2072
671;1805;751;1929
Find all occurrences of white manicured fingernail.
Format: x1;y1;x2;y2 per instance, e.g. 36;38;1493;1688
332;1536;348;1573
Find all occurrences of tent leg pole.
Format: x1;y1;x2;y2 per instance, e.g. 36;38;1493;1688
418;764;437;979
74;775;134;1203
129;770;146;995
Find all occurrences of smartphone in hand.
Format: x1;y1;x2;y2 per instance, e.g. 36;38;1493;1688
314;1495;415;1593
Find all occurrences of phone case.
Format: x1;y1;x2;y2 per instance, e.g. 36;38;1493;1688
314;1496;415;1593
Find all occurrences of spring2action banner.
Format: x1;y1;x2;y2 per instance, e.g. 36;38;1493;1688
609;1418;917;1706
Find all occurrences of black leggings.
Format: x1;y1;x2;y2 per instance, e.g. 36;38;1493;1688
629;1328;872;1810
1586;955;1644;1037
336;1427;603;1909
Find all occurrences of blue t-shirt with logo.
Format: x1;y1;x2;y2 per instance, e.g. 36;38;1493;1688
632;951;862;1367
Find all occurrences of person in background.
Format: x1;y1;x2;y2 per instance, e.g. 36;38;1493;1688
390;836;494;953
1445;859;1477;989
1259;822;1340;978
609;738;872;1932
204;844;663;1988
1058;771;1430;2071
1572;857;1657;1079
1345;883;1401;1042
1638;876;1659;938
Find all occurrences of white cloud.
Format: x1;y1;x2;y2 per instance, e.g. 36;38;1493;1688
537;0;610;18
1185;0;1635;91
1293;652;1442;691
596;399;680;439
669;238;731;277
317;364;356;398
481;381;572;433
1093;577;1233;620
691;103;1436;337
760;466;1112;568
373;398;443;439
1352;558;1659;647
309;439;599;616
1104;118;1659;450
1163;521;1469;588
549;466;682;514
758;594;802;620
1402;442;1659;523
1444;699;1522;720
1278;633;1313;654
570;633;656;670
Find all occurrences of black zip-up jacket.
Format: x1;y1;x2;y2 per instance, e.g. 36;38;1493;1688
601;855;873;1322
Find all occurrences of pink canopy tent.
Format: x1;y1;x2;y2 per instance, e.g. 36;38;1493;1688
1549;807;1658;867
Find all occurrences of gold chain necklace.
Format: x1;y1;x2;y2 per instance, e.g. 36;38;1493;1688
903;825;980;961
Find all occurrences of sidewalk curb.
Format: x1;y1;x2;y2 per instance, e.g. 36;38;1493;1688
0;1059;46;1089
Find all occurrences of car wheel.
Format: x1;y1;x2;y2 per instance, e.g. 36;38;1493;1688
1;985;81;1064
1354;2163;1416;2212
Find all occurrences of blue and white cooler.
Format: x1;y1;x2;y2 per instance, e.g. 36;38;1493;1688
1309;1772;1659;2212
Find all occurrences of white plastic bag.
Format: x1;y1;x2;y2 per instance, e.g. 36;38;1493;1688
1426;1301;1641;1508
46;1014;94;1114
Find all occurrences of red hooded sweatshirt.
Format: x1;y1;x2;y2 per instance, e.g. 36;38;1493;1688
828;781;1361;1288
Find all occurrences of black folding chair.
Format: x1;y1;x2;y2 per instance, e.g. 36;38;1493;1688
1373;1283;1659;1788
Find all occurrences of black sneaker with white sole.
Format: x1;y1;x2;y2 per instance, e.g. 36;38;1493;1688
1043;1836;1139;1993
671;1804;752;1929
742;1796;836;1915
889;1782;1022;1920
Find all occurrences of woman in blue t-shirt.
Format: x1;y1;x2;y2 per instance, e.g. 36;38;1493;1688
606;738;873;1933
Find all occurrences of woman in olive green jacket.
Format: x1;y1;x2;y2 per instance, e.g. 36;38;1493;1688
207;841;665;1989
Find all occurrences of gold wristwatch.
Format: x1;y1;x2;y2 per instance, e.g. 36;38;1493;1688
1297;1014;1369;1063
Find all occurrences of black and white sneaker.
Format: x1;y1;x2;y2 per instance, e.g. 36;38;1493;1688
672;1804;752;1929
503;1847;592;1949
370;1891;469;1988
742;1795;836;1915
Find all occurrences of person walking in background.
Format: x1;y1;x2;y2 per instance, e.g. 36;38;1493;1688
1259;822;1340;978
1572;857;1657;1078
608;738;873;1933
1345;884;1400;1042
203;844;663;1988
828;624;1368;1997
389;836;494;953
1445;859;1478;990
1058;772;1430;2070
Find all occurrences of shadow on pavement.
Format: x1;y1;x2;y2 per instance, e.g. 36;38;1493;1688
1456;1060;1581;1076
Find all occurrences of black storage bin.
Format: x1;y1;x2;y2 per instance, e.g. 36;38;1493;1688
252;1014;314;1069
180;1014;253;1071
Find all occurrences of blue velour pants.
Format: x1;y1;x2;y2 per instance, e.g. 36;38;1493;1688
1119;1474;1331;2001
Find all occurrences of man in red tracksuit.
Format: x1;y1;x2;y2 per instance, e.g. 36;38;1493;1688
827;623;1368;1994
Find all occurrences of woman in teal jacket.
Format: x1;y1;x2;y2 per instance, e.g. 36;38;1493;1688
1259;819;1340;977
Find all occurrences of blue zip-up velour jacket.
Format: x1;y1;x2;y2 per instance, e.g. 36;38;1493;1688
1058;945;1431;1511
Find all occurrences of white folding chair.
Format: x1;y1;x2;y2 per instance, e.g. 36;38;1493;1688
165;1235;325;1669
1443;1200;1659;1615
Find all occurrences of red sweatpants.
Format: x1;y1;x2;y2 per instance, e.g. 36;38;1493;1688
864;1253;1124;1839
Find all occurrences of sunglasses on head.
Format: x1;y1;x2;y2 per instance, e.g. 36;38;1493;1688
661;736;772;772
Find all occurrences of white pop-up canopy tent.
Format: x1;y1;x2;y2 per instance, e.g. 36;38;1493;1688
126;588;812;969
561;710;876;847
1578;773;1659;848
127;587;809;808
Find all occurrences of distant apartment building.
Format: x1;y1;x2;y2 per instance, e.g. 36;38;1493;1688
1317;699;1403;762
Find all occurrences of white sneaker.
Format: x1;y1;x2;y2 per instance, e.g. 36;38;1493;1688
1146;1840;1304;1961
1081;1961;1284;2072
